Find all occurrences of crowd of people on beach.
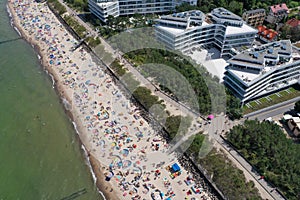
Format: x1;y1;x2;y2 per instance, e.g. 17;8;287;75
10;0;220;199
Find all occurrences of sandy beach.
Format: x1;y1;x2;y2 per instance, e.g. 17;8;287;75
7;1;218;199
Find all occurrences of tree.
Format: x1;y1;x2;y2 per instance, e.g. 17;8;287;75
165;115;192;139
187;133;205;154
228;1;243;16
227;120;300;199
294;100;300;113
132;86;165;111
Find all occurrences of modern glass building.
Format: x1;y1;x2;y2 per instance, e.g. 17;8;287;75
155;8;258;57
224;40;300;103
118;0;174;15
88;0;189;23
88;0;120;22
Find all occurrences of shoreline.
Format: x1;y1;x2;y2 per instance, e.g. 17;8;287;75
6;2;114;200
7;1;219;199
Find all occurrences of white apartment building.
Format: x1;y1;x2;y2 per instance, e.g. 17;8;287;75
155;8;257;57
174;0;197;6
224;40;300;103
118;0;174;15
89;0;178;23
88;0;119;22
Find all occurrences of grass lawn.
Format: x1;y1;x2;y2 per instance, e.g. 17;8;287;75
243;86;300;114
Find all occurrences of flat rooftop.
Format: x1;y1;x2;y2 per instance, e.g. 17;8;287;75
211;7;242;21
97;1;117;8
155;25;186;35
156;21;211;36
244;9;265;14
164;10;205;21
228;40;293;68
225;23;257;35
228;67;262;83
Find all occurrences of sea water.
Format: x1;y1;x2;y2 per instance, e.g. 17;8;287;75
0;0;102;199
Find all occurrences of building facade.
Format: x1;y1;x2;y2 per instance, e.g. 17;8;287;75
242;9;265;28
265;3;289;24
224;40;300;103
89;0;195;23
88;0;119;22
155;8;257;57
118;0;174;16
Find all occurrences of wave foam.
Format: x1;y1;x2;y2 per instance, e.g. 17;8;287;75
72;121;79;135
45;70;55;88
62;98;71;111
81;145;107;200
6;4;12;18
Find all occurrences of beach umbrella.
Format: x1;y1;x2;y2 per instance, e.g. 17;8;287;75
122;160;132;169
121;149;129;157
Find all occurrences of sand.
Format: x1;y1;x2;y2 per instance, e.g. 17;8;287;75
7;1;216;199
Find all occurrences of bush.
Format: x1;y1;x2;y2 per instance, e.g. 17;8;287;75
132;86;164;111
63;15;87;38
48;0;67;15
110;60;126;76
165;115;192;139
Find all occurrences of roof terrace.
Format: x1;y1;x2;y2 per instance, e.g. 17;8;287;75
156;10;206;31
211;7;242;22
160;10;205;22
227;40;297;83
228;40;292;68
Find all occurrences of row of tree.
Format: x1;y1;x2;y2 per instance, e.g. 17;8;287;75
227;120;300;199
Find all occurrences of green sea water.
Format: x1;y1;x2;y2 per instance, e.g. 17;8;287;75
0;0;102;199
